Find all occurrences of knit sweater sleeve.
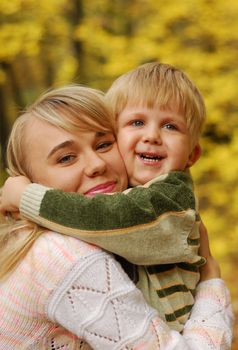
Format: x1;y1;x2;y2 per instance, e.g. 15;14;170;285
20;171;203;265
47;245;234;350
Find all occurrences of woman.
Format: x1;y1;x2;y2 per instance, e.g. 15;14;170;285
0;85;233;349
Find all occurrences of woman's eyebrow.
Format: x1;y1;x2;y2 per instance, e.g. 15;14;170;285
47;140;74;159
47;131;111;159
95;131;111;137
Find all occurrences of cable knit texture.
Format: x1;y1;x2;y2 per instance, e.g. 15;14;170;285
0;231;234;349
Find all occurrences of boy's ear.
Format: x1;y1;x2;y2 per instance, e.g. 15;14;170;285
187;143;202;168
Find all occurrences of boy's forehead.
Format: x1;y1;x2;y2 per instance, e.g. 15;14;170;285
122;100;182;114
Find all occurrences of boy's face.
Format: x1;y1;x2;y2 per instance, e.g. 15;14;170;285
117;104;200;186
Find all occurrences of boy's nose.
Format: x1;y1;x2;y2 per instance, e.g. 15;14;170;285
84;152;107;177
142;126;162;144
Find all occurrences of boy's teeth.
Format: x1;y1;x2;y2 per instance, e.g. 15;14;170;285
140;154;162;161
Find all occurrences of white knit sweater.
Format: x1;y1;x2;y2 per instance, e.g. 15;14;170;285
0;231;234;349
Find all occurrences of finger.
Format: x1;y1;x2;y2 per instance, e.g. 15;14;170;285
11;211;21;220
199;222;211;258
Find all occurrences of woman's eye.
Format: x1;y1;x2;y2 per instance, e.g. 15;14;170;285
131;120;144;127
58;154;76;164
96;141;114;151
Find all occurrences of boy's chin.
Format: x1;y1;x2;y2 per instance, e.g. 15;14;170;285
129;171;173;187
128;177;143;187
129;175;156;187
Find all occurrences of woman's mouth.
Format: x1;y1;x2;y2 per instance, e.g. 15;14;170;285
84;181;116;196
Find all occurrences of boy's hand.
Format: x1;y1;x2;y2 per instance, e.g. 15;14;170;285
0;176;31;215
199;221;221;281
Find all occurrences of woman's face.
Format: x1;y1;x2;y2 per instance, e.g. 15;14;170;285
24;117;128;196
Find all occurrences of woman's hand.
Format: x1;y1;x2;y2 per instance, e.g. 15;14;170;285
0;176;31;215
199;221;221;281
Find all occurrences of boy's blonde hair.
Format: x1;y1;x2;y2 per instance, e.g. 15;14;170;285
105;62;206;148
0;85;115;279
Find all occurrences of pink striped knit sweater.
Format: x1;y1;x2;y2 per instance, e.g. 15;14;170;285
0;231;233;349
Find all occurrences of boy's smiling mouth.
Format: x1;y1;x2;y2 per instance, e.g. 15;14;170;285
137;152;164;163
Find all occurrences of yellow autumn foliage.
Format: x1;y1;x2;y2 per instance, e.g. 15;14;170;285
0;0;237;345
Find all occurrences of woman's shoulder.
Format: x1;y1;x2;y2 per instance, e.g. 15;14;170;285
11;230;105;291
4;231;106;311
33;230;104;264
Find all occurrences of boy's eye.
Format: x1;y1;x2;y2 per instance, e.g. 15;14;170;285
131;120;144;127
163;123;177;130
58;154;76;164
96;141;114;151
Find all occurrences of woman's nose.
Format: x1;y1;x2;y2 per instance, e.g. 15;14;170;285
84;152;107;177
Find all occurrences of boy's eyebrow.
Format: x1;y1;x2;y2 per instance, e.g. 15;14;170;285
121;112;147;118
47;140;74;159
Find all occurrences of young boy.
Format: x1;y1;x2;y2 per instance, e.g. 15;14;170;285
1;63;206;332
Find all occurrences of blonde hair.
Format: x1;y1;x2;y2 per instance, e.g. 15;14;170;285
7;85;115;177
106;62;206;148
0;85;115;279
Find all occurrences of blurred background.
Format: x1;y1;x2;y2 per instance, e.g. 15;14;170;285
0;0;237;346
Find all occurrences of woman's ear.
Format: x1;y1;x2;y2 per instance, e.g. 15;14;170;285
187;143;202;168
